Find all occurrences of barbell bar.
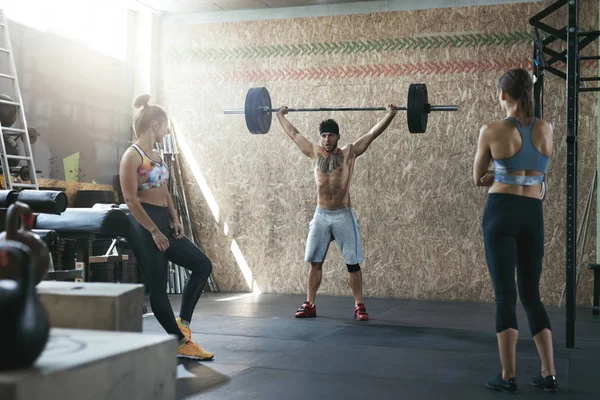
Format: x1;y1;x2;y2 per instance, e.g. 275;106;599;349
223;83;458;134
223;106;459;113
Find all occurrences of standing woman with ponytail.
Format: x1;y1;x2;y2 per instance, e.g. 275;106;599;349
473;68;557;393
120;94;214;360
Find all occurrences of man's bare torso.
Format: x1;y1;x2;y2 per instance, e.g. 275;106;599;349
312;144;356;209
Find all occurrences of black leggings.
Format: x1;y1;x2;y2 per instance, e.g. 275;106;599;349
126;203;212;340
483;193;551;336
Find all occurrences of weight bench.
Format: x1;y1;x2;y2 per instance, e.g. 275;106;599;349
30;229;61;279
588;264;600;316
0;189;81;281
1;192;133;283
35;206;131;282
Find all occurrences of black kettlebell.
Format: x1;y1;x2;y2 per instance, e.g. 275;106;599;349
0;201;52;284
0;239;50;370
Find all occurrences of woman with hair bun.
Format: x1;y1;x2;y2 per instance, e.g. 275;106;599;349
473;68;557;393
120;94;214;361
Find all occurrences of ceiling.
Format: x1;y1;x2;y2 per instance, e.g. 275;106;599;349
133;0;373;14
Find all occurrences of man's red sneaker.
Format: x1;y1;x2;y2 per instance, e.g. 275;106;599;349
295;301;317;318
354;303;369;321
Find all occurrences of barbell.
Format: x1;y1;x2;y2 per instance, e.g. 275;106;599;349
223;83;458;134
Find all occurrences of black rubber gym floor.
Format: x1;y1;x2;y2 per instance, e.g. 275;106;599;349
142;293;600;399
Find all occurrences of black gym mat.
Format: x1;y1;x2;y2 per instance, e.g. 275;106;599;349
141;293;600;399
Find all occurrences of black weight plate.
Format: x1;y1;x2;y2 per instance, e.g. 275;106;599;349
256;87;272;134
20;165;30;181
407;83;428;133
244;87;272;134
245;87;260;134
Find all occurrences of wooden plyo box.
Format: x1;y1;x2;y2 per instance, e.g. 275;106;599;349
36;281;145;332
0;328;178;400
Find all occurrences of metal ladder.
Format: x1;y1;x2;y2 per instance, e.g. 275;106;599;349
0;9;38;190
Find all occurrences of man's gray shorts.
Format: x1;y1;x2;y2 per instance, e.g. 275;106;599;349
305;207;364;265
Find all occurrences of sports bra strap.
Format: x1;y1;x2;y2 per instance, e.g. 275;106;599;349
132;144;163;163
131;144;144;158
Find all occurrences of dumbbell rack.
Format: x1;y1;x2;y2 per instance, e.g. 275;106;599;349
0;9;38;190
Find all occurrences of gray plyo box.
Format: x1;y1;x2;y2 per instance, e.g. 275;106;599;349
0;328;178;400
36;281;145;332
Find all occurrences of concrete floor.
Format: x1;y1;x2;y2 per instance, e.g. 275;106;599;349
142;293;600;399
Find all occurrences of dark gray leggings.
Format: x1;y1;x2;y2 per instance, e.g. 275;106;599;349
126;203;212;340
482;193;551;336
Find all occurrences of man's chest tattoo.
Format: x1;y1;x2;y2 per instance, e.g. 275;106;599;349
317;152;344;174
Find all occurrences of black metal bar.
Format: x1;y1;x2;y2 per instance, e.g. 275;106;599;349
579;87;600;92
540;30;598;67
580;55;600;60
578;34;600;54
532;21;567;40
542;29;598;66
277;107;409;112
542;29;565;46
533;78;544;117
223;105;459;114
591;266;600;315
580;77;600;82
533;30;544;118
545;66;567;80
542;46;567;64
565;0;578;350
529;0;567;27
280;105;457;112
578;30;600;36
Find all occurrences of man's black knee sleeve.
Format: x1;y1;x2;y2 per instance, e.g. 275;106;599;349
346;263;360;272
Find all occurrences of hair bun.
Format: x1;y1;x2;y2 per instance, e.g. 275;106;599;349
133;94;151;109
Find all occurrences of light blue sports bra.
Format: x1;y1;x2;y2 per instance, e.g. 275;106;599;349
493;117;549;186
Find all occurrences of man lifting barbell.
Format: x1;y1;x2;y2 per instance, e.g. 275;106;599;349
223;83;457;319
276;104;398;321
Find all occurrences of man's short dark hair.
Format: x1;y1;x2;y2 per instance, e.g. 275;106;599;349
319;119;339;135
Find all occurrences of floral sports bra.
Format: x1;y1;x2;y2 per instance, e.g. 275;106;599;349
132;144;169;190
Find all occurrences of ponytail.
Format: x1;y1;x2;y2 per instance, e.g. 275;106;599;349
498;68;534;120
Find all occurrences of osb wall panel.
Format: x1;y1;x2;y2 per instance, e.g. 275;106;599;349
161;1;599;306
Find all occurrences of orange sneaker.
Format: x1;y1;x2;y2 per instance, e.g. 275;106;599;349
177;340;214;361
176;317;192;340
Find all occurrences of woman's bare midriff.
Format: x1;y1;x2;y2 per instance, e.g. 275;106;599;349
137;186;169;207
488;172;543;199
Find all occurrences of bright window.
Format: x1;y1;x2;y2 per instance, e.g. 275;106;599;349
3;0;128;61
